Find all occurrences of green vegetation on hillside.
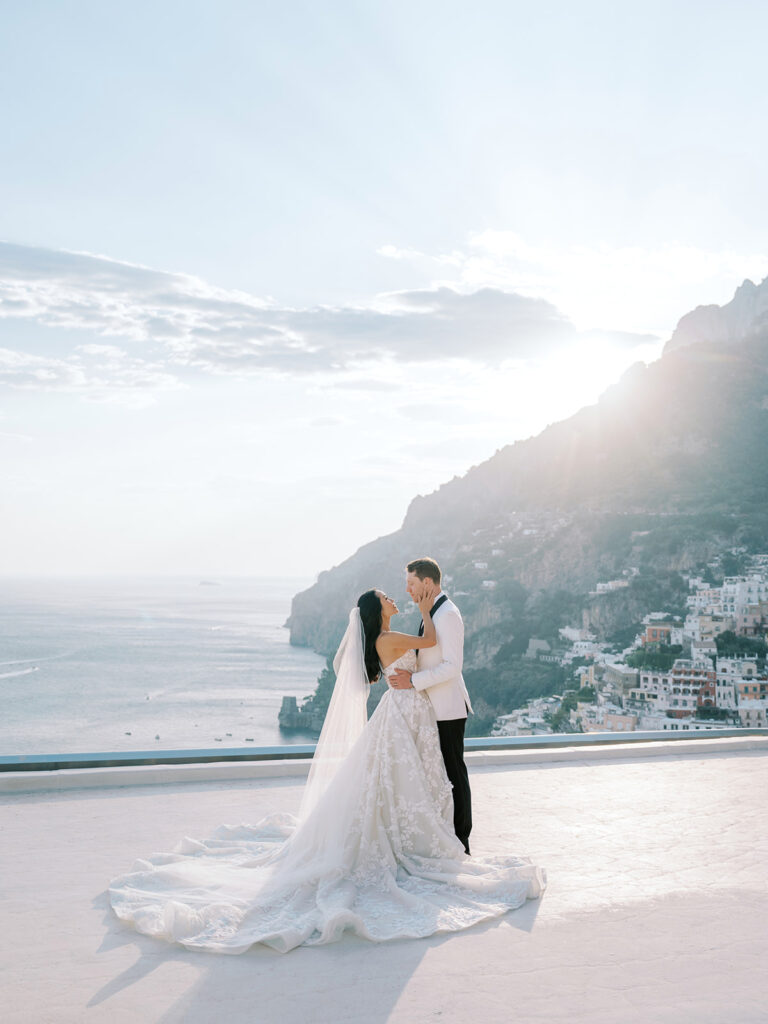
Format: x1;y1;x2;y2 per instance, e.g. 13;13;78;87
300;655;335;716
714;631;767;659
626;644;683;671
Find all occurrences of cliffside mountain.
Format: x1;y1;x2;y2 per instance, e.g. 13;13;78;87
287;279;768;672
664;274;768;355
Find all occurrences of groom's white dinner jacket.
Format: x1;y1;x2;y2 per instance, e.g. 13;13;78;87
411;594;473;721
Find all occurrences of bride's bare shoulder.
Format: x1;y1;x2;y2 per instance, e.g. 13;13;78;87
375;629;398;651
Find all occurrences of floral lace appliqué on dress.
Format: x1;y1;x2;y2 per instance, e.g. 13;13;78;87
109;650;546;953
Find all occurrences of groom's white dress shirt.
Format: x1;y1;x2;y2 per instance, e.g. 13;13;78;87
411;594;473;721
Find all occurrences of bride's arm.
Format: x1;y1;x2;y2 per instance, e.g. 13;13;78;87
380;628;436;653
377;590;437;662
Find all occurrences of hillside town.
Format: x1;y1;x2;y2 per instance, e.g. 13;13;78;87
491;552;768;737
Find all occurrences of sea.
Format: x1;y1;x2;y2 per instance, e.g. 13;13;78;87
0;576;326;756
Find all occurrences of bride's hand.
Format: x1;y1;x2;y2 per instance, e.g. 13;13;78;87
417;582;435;615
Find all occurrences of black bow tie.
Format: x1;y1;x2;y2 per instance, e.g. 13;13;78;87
418;593;448;636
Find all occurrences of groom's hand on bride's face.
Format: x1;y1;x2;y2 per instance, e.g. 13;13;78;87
389;669;413;689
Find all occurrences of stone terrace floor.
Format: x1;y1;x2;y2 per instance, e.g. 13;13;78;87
2;737;767;1024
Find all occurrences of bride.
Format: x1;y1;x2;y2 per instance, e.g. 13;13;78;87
109;586;546;953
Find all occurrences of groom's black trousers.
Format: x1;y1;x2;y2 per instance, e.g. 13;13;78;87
437;717;472;855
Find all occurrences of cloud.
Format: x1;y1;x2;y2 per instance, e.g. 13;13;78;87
284;287;576;362
322;378;400;392
579;327;658;348
397;402;457;421
0;242;318;386
398;436;488;460
379;231;768;337
0;430;33;442
310;416;346;427
0;339;181;405
0;241;656;396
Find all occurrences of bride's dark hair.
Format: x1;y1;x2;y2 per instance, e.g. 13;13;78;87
357;590;383;684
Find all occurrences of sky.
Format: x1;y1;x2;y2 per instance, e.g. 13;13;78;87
1;0;767;578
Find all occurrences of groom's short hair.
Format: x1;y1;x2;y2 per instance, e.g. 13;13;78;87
406;557;441;584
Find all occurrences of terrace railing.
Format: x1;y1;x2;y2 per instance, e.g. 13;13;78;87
3;728;766;773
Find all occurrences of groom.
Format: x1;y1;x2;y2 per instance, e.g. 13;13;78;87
390;557;473;855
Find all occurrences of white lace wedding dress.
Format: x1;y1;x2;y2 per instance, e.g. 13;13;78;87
109;651;546;953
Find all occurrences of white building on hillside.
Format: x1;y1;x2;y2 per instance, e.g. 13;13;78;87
721;575;768;616
738;699;768;728
670;625;685;645
637;713;733;732
602;662;639;691
594;579;629;594
567;640;602;660
691;638;718;660
687;586;722;614
716;656;758;712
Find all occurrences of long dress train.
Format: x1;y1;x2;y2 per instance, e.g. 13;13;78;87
108;652;546;953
